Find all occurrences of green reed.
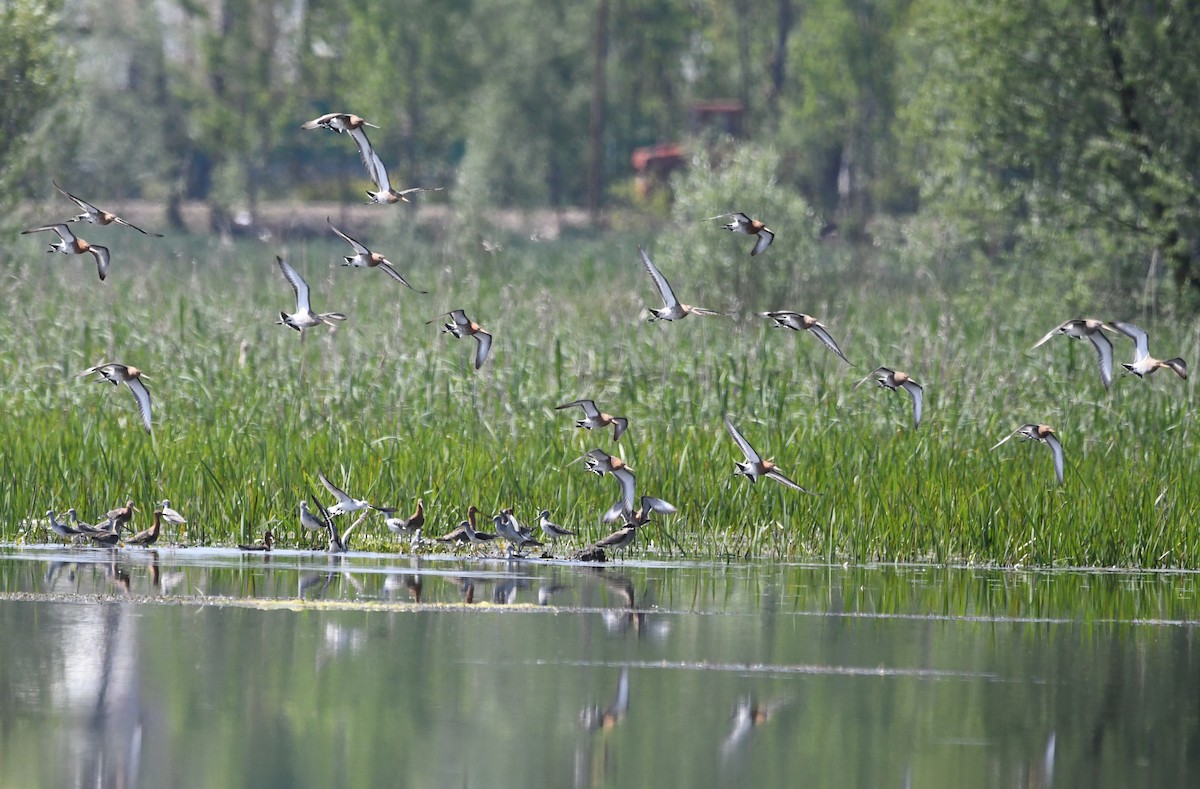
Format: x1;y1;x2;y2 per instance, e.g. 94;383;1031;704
2;222;1198;567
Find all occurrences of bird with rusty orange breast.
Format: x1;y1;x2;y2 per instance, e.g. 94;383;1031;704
556;398;629;441
1031;319;1116;388
723;415;813;493
300;112;379;134
639;246;728;322
22;224;111;281
1108;321;1188;380
79;363;153;432
992;423;1064;486
708;212;775;256
327;218;427;292
758;310;854;365
854;366;924;429
428;309;493;369
52;181;161;236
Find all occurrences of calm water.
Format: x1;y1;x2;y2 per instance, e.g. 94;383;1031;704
0;545;1196;788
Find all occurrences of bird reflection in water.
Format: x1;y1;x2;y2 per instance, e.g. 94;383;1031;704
574;668;630;789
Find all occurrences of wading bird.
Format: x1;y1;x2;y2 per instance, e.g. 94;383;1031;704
556;398;629;441
1030;319;1115;389
238;529;274;552
538;510;577;544
21;224;111;281
52;181;162;235
379;499;425;541
854;366;924;430
158;500;188;528
126;510;164;547
639;246;727;322
79;363;153;433
1108;321;1188;380
46;510;81;540
758;310;853;365
708;212;775;256
991;423;1064;486
105;500;138;533
275;257;347;334
723;416;811;493
327;218;426;292
428;309;493;369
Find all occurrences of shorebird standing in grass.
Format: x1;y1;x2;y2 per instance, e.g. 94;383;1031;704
556;399;629;441
992;423;1064;486
238;529;274;552
435;505;481;545
1108;321;1188;380
379;499;425;547
52;181;162;235
1031;319;1116;389
22;224;111;281
105;500;138;533
723;416;812;493
79;363;153;433
428;309;493;369
126;510;164;547
46;510;81;541
158;500;188;529
459;514;498;554
854;366;924;429
639;246;727;322
298;500;328;547
758;311;854;366
494;512;540;556
708;212;775;256
538;510;577;545
327;218;427;292
275;256;347;334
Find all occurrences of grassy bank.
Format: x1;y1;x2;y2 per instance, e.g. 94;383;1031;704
1;216;1197;567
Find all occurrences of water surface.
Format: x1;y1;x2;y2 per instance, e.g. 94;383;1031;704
0;546;1196;788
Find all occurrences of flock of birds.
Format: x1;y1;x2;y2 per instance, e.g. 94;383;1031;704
22;110;1189;559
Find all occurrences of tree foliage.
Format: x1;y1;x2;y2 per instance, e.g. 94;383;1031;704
0;0;73;216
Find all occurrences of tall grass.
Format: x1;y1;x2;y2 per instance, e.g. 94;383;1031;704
2;216;1198;567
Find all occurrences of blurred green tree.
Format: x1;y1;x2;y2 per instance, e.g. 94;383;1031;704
900;0;1200;293
0;0;73;218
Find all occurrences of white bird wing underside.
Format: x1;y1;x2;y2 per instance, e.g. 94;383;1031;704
1031;322;1069;350
125;377;153;432
328;219;371;255
612;467;637;512
318;472;354;505
1044;434;1064;485
473;330;493;369
638;246;678;308
807;323;851;364
277;257;312;312
559;399;600;418
901;380;923;428
1088;331;1114;388
751;229;774;256
1110;321;1150;362
724;416;762;464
